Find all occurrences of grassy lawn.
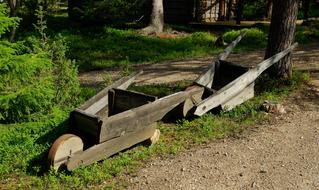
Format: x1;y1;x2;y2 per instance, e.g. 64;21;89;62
51;24;318;72
0;70;309;189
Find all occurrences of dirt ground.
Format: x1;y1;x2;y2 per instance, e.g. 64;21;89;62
80;44;319;189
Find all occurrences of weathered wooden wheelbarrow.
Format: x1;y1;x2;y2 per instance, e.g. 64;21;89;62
48;33;298;171
169;33;298;118
48;71;203;171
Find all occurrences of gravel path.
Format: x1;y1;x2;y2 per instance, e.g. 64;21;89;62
126;91;319;189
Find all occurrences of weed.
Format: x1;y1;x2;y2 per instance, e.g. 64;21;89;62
102;73;113;87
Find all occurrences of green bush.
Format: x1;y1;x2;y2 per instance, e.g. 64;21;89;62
295;26;319;43
0;43;55;122
223;28;267;49
69;0;148;24
0;4;20;38
0;36;80;123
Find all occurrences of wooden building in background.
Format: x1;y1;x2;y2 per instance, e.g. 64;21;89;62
164;0;236;23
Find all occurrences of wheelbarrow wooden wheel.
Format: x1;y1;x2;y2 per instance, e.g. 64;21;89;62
48;134;84;171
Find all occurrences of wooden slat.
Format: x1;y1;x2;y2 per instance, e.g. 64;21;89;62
194;43;298;116
79;71;143;115
195;32;246;87
221;83;254;111
99;87;204;143
108;88;157;116
67;124;156;171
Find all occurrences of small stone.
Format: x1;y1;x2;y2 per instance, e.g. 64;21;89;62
239;173;243;177
251;182;257;188
181;167;186;171
259;169;267;173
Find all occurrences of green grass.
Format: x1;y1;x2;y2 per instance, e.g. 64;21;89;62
62;28;219;71
0;71;309;189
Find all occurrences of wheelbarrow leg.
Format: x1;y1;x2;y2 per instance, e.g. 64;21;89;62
144;129;161;146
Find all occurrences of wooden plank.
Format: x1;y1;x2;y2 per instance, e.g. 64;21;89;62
221;83;254;111
67;124;156;171
194;43;298;116
79;71;143;115
99;87;204;143
195;32;246;87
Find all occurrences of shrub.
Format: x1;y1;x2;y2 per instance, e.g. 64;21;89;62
0;36;80;123
0;45;55;122
223;28;267;49
0;4;20;38
295;26;319;43
69;0;149;24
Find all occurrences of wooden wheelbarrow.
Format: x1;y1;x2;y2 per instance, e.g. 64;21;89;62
190;37;298;116
48;33;298;171
48;71;203;171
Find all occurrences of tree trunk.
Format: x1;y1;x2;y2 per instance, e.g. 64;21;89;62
8;0;20;41
236;0;243;25
218;0;226;21
264;0;298;80
265;0;272;19
141;0;164;35
303;0;310;19
226;0;233;20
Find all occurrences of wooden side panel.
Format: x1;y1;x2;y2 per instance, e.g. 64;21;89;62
99;88;204;143
108;89;157;116
212;60;249;90
221;83;254;110
67;124;156;171
69;109;102;144
79;71;143;115
195;32;246;87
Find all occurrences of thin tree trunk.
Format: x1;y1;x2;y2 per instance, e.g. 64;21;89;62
8;0;20;41
266;0;272;19
218;0;226;21
226;0;233;21
141;0;164;35
264;0;298;80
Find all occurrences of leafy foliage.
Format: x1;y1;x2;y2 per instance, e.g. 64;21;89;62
0;4;20;38
0;43;55;122
0;37;80;123
69;0;148;24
